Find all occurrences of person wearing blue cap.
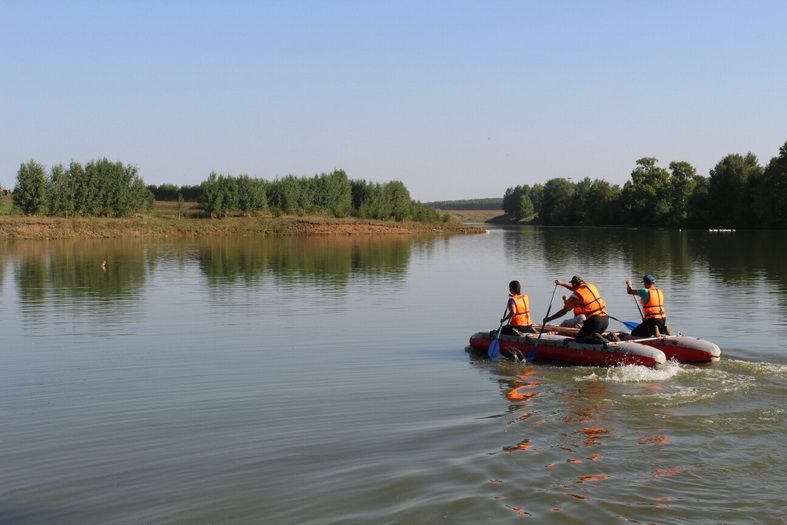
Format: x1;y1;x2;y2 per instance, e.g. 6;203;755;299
625;275;668;337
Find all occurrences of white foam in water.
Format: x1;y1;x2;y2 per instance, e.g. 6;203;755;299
731;359;787;377
577;361;684;383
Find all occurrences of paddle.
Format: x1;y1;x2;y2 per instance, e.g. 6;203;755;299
609;315;639;331
528;283;558;362
632;293;645;320
487;305;509;359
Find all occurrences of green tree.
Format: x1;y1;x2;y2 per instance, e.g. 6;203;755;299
518;192;535;220
539;178;575;225
199;172;225;218
383;181;411;221
585;179;622;225
667;161;698;226
621;157;671;225
47;164;76;216
13;160;48;214
753;141;787;227
237;175;267;214
708;153;762;228
685;175;711;227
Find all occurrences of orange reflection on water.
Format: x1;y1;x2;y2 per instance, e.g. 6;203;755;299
506;387;540;401
587;454;602;461
567;493;587;500
652;466;684;478
515;411;535;422
506;505;530;517
551;508;561;512
545;463;556;469
639;434;669;445
578;474;610;482
504;438;533;452
567;458;583;464
580;427;611;447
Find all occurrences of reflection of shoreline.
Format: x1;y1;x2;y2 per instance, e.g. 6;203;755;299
498;226;787;292
197;235;418;286
0;215;484;240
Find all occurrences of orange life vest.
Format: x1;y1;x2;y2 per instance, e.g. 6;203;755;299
574;283;607;318
643;287;666;319
509;294;531;326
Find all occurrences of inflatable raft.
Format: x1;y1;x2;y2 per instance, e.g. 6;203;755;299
540;324;721;363
469;331;666;367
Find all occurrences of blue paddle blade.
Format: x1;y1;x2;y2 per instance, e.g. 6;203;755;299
623;321;639;331
526;346;536;362
488;337;500;359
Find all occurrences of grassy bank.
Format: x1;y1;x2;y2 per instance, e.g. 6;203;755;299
0;198;484;240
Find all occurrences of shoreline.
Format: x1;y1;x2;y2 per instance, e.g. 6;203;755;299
0;215;485;240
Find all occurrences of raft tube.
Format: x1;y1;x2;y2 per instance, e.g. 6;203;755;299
631;335;721;363
469;331;666;368
532;324;721;363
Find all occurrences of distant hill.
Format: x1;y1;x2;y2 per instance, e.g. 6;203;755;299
425;198;502;210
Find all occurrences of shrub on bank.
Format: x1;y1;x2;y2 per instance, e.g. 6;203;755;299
13;158;152;217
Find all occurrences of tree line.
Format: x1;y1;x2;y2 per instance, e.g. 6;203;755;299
13;159;153;216
11;160;447;222
502;140;787;228
196;169;444;221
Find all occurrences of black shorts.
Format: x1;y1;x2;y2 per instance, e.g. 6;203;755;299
575;315;609;343
631;318;667;337
501;325;535;336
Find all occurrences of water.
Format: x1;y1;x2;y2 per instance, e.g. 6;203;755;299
1;227;785;524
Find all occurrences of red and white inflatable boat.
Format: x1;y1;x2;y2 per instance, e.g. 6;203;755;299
469;324;721;366
541;324;721;363
469;331;666;367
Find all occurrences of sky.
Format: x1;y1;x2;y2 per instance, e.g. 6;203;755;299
1;1;786;202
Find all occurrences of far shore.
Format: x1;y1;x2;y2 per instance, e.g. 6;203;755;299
0;213;485;240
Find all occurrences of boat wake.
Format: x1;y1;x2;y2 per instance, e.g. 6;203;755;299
576;361;684;383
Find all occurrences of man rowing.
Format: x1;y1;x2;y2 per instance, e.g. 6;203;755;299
625;274;668;337
543;275;609;343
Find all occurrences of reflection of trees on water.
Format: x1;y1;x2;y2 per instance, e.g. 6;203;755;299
197;236;413;287
11;240;149;322
502;226;787;293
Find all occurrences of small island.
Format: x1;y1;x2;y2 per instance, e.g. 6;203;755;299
0;160;484;239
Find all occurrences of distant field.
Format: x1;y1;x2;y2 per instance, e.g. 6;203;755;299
425;198;502;210
440;209;502;222
152;199;202;218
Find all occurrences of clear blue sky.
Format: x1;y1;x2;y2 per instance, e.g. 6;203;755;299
2;1;785;201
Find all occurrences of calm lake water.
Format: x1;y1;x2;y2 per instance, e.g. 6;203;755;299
1;226;786;524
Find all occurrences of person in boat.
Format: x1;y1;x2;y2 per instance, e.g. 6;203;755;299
543;275;609;343
625;274;668;337
500;280;535;336
558;295;586;328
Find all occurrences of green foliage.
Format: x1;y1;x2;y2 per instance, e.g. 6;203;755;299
539;178;576;225
708;153;762;228
13;160;48;214
499;142;787;228
666;161;698;226
425;198;502;210
754;141;787;227
14;158;151;217
236;175;267;215
621;158;672;226
384;181;411;221
48;164;75;216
